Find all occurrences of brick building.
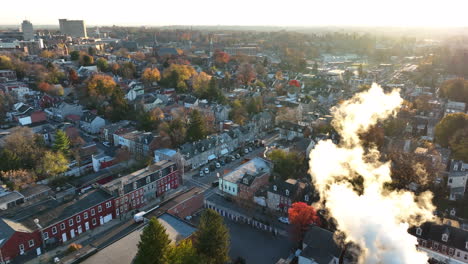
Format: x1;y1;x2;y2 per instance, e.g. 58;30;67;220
102;160;180;218
0;189;114;263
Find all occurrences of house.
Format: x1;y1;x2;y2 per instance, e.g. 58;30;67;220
0;70;17;82
77;66;98;77
0;189;115;262
267;179;314;213
135;93;168;112
299;225;341;264
445;100;466;116
409;222;468;264
219;157;271;200
278;121;310;141
0;82;32;101
46;102;83;120
99;120;131;144
102;160;180;216
125;81;144;101
154;148;177;162
80;111;106;134
448;161;468;201
177;132;235;169
17;111;47;126
212;104;231;122
113;130;158;158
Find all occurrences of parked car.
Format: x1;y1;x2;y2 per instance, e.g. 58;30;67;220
204;167;209;174
220;160;225;166
244;148;249;154
248;147;253;152
278;217;290;224
235;154;240;159
199;170;204;177
215;162;221;168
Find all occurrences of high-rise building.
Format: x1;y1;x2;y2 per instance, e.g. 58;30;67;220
58;19;87;38
20;20;34;41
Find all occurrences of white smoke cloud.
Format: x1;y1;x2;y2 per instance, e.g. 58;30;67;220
309;83;435;264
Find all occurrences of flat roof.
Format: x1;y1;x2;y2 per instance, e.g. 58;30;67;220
222;157;270;183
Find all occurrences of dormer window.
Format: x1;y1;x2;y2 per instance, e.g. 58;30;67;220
273;185;277;191
285;189;290;196
243;178;249;184
442;234;449;242
304;195;309;202
416;228;422;236
454;164;459;171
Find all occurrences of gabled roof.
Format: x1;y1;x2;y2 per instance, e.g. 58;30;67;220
409;222;468;252
0;218;33;246
301;225;341;263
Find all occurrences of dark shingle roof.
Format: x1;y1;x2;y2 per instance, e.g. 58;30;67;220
409;222;468;252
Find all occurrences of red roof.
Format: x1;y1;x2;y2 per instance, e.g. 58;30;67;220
31;111;46;123
66;114;81;121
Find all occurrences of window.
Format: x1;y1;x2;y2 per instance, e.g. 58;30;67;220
434;243;439;250
140;189;143;195
416;228;422;236
52;226;57;234
19;244;24;252
146;176;151;184
457;252;460;257
69;219;74;226
98;206;102;213
442;245;447;253
76;216;81;223
422;241;427;247
91;209;95;216
92;218;97;225
466;242;468;250
60;223;66;230
84;212;88;219
28;239;34;247
304;195;309;202
442;234;448;242
285;189;290;196
449;248;454;255
43;232;49;240
116;209;120;216
116;200;119;206
106;201;112;208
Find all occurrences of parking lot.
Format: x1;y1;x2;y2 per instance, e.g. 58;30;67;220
227;220;295;264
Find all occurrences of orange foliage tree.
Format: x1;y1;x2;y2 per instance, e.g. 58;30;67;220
214;50;230;66
288;202;321;242
86;74;117;99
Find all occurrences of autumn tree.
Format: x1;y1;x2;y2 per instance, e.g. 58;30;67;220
167;240;202;264
388;151;438;190
246;96;263;116
359;125;385;150
96;58;109;72
1;170;36;190
138;107;164;131
236;63;256;86
187;110;207;142
440;78;468;104
160;118;187;147
68;69;79;84
0;91;14;122
161;64;196;92
267;149;305;180
40;50;55;59
119;62;136;79
193;209;230;264
450;129;468;162
288;202;321;242
80;54;94;66
134;217;171;264
214;51;230;66
2;127;45;170
36;151;68;178
192;72;212;97
0;55;13;70
229;100;248;125
141;67;161;86
70;51;80;61
435;113;468;147
86;74;118;99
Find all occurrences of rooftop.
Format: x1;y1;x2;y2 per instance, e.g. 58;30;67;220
223;157;271;184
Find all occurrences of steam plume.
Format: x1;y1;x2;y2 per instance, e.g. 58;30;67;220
309;83;435;263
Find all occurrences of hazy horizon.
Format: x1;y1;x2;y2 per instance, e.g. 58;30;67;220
2;0;468;28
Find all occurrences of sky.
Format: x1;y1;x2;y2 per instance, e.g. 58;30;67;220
2;0;468;27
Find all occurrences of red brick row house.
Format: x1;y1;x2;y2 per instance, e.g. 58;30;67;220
0;189;115;263
102;160;180;219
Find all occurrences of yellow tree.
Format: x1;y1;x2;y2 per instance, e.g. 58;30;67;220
162;64;196;92
142;68;161;86
192;72;212;96
86;74;117;99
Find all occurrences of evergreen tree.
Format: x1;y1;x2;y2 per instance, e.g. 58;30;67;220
206;78;225;103
134;217;171;264
193;209;230;264
53;130;70;154
187;110;206;142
